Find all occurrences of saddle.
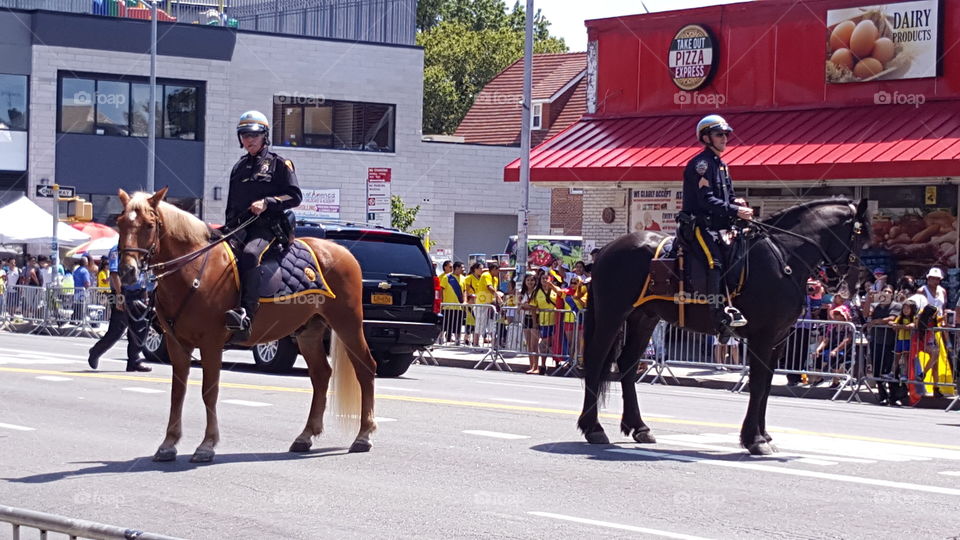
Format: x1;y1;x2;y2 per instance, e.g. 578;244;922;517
635;230;748;309
254;239;335;302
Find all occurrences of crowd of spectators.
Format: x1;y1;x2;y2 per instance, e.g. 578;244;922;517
0;253;110;323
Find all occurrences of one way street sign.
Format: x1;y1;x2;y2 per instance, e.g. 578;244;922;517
35;185;76;198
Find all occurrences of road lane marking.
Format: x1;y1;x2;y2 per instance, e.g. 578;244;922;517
376;386;422;392
656;437;874;465
529;512;712;540
4;365;960;453
222;399;272;407
476;381;582;393
122;387;164;394
0;423;36;431
36;376;72;382
492;398;538;404
940;471;960;477
463;430;529;440
374;417;397;423
606;448;960;496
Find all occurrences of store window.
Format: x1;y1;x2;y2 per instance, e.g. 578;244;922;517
58;73;202;141
272;98;395;152
0;74;28;131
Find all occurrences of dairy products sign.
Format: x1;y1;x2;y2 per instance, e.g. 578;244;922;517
825;1;939;83
296;189;340;220
669;24;718;91
630;189;683;235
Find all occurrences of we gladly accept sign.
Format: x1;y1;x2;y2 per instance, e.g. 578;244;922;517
668;24;718;91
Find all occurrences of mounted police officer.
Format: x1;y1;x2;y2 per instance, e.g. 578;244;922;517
680;114;753;329
224;110;303;341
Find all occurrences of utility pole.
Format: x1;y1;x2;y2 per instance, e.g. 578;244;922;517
517;0;533;285
51;184;60;273
147;0;158;192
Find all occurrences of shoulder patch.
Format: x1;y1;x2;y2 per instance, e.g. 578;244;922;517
695;159;709;175
284;159;295;172
698;177;710;189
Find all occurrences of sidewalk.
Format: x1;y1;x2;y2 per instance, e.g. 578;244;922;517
416;345;956;410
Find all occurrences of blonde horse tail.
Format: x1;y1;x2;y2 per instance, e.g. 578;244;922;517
329;331;362;431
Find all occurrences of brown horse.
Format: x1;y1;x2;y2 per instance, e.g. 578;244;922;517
116;187;377;462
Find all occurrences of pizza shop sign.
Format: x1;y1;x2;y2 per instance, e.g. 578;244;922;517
669;24;718;91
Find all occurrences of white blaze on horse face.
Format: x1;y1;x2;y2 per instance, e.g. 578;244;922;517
128;210;137;222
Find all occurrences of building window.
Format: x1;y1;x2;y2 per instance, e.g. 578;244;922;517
532;102;543;130
273;98;395;152
0;74;28;131
58;73;202;141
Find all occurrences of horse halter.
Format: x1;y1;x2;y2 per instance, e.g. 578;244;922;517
119;210;163;279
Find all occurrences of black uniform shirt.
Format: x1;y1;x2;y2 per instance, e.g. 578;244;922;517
225;146;303;228
681;148;740;230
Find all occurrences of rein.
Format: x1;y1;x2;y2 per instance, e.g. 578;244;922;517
147;214;259;281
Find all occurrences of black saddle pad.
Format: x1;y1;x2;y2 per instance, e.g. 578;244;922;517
257;239;335;302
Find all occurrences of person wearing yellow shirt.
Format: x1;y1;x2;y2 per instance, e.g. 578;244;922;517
96;257;110;289
439;260;466;344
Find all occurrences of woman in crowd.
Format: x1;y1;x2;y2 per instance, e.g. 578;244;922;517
533;271;562;373
862;284;901;405
813;305;853;388
518;273;540;374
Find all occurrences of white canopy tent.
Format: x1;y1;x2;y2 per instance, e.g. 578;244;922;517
0;196;91;247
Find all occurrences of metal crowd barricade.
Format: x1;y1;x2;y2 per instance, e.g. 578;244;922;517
856;324;959;411
0;504;184;540
0;284;111;338
770;318;860;401
3;285;49;334
646;321;748;385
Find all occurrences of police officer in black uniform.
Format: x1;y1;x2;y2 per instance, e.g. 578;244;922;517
224;110;303;341
681;114;753;328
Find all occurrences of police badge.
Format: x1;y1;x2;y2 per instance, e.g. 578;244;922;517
695;159;708;175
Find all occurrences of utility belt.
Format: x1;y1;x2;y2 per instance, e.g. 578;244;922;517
230;210;296;249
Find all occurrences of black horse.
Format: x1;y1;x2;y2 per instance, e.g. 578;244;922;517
578;198;869;455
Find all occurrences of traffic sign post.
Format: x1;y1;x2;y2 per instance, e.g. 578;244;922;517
36;184;75;198
51;184;60;272
366;168;391;226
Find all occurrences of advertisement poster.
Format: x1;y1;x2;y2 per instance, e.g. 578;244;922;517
295;189;340;220
630;188;683;235
825;0;939;83
869;206;958;272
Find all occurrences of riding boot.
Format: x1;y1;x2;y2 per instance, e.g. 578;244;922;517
226;269;261;342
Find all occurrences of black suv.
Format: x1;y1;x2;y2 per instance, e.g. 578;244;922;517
142;221;442;378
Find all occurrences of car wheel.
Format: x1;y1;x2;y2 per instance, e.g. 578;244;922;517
252;337;299;373
375;352;414;378
142;326;170;364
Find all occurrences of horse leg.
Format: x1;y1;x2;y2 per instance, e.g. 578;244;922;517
740;336;776;455
324;311;377;453
190;346;222;463
617;313;659;444
758;339;788;451
290;317;332;452
154;341;193;462
578;315;625;444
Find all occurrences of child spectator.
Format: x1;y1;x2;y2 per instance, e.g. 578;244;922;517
518;273;540;374
813;305;853;388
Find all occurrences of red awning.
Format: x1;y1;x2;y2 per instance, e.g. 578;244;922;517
504;103;960;183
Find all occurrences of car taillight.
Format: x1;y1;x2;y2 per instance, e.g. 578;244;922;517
433;275;442;314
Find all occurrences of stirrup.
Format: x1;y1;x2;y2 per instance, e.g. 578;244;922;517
724;306;748;327
225;308;250;331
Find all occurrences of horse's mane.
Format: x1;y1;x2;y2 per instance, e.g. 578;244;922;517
129;192;210;245
762;197;853;228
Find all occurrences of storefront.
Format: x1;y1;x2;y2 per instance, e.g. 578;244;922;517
505;0;960;300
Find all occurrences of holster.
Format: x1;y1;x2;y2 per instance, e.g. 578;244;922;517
269;210;296;249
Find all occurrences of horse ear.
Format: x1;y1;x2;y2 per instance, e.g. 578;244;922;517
118;189;130;207
856;198;869;218
148;186;169;207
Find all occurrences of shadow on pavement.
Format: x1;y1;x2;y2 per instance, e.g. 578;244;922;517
3;447;348;484
529;441;797;464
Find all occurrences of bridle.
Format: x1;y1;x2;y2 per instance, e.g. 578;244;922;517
749;204;866;293
120;210;258;283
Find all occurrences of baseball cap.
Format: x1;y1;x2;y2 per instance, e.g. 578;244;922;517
872;267;885;274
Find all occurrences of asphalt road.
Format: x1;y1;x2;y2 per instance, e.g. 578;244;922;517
1;332;960;539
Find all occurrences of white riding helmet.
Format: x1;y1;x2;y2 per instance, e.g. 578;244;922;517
236;110;270;147
697;114;733;143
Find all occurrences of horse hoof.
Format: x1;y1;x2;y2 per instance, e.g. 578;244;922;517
289;440;312;453
767;443;780;453
190;449;215;463
748;442;774;456
585;431;609;445
153;448;177;462
349;440;372;453
632;429;657;444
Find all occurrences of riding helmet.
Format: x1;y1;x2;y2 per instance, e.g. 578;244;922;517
696;114;733;142
237;110;271;147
